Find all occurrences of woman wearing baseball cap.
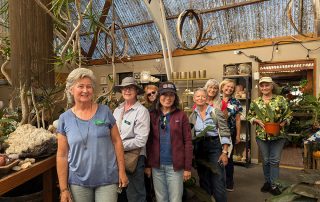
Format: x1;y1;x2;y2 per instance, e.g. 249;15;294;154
145;82;193;202
247;77;292;196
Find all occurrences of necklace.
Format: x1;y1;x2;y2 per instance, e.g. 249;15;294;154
73;107;91;150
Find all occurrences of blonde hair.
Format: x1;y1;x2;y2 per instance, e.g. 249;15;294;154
66;68;96;105
144;84;158;104
219;79;236;95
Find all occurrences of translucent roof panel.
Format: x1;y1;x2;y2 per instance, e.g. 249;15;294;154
75;0;315;59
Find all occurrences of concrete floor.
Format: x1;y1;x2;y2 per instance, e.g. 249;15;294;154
187;164;302;202
227;164;301;202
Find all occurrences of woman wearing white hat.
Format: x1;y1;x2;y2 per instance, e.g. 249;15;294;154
113;77;150;202
247;77;292;196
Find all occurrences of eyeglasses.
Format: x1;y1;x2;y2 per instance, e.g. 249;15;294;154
147;91;156;97
122;86;136;91
160;115;167;129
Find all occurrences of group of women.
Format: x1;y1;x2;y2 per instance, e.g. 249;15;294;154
56;68;292;202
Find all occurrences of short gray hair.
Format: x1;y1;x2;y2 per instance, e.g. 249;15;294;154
65;68;96;105
193;87;207;96
204;79;219;90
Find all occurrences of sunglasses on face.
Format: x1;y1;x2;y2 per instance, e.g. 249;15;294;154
147;91;156;97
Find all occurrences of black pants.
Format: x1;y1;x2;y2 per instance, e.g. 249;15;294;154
225;129;236;189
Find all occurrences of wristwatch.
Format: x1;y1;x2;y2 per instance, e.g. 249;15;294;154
222;150;228;155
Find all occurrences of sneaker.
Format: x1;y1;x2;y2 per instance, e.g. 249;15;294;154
260;182;271;192
269;186;282;196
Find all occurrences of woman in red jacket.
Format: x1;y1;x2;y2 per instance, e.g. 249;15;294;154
145;82;193;202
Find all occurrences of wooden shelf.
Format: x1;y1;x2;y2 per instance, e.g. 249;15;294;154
172;78;208;81
234;160;247;164
223;74;251;78
223;63;252;167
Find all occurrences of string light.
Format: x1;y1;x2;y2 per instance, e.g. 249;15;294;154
306;49;310;59
270;41;320;61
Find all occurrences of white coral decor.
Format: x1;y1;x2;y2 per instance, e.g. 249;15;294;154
5;124;56;155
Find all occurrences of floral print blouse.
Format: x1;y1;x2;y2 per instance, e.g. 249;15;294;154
222;97;243;132
247;95;292;141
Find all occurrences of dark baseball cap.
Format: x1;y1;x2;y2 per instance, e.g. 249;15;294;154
158;82;177;95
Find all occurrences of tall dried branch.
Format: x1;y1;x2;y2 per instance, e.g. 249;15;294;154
19;83;29;125
60;0;92;64
30;87;40;128
33;0;67;29
0;56;11;85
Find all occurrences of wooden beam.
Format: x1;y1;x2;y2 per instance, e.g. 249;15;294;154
89;53;164;65
173;34;320;57
88;34;320;65
86;0;112;59
168;0;269;20
81;0;268;36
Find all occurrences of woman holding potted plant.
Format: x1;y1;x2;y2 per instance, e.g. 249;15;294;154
247;77;292;196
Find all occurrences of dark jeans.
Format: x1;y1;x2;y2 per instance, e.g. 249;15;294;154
225;129;236;189
118;155;146;202
145;174;155;202
195;137;227;202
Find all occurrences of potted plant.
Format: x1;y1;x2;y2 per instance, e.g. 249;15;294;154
251;102;281;136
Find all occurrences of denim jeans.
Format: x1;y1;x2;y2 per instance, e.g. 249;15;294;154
194;137;227;202
256;138;286;186
152;164;183;202
70;184;118;202
126;155;146;202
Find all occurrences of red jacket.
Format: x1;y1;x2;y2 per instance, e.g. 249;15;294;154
146;109;193;171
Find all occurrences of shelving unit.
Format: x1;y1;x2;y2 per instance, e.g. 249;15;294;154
172;78;208;114
223;63;252;167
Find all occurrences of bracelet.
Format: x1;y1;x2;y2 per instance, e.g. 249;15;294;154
60;188;69;194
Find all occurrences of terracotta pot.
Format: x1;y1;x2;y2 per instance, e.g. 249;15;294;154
264;122;280;136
